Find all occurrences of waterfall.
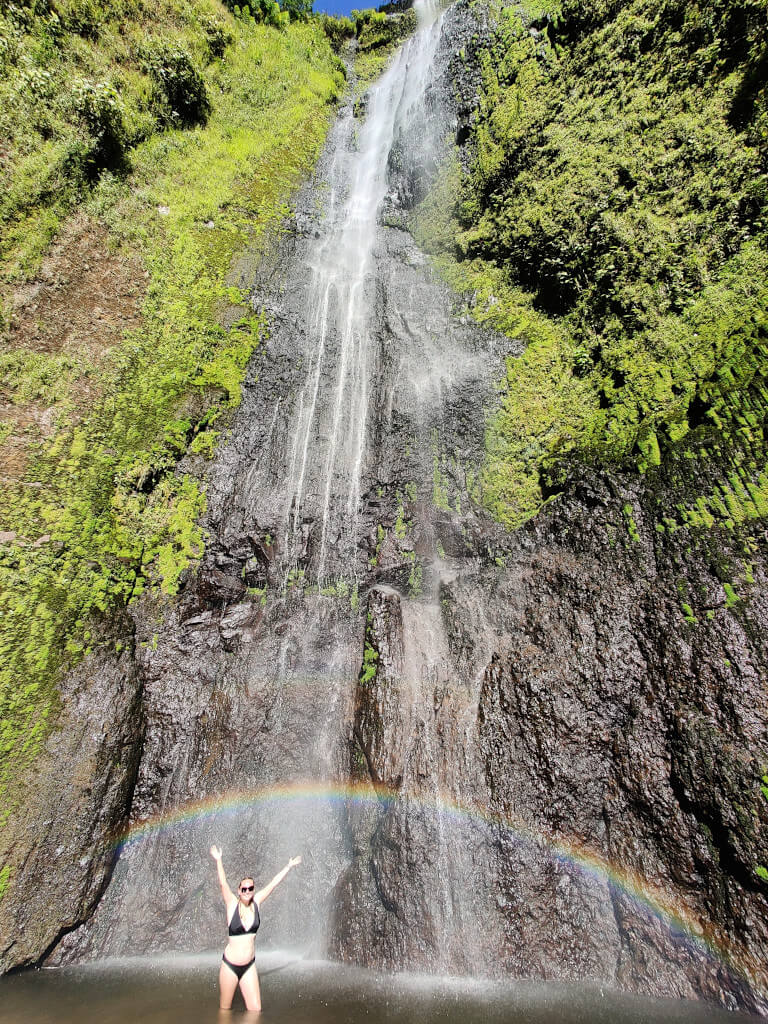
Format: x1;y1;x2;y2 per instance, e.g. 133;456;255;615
284;0;446;583
41;2;768;1009
58;0;501;969
23;0;768;1007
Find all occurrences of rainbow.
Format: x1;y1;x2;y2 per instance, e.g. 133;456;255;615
115;780;766;995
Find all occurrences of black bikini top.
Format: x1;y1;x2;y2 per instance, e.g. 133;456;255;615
228;902;260;936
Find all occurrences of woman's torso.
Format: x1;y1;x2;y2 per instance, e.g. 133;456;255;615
224;900;260;964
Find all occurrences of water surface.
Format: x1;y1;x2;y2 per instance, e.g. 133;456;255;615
0;955;761;1024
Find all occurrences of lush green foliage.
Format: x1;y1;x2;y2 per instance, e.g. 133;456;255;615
0;0;230;279
416;0;768;529
280;0;313;22
0;0;343;811
353;7;416;48
223;0;314;25
320;12;355;53
352;7;417;90
141;40;212;126
222;0;287;27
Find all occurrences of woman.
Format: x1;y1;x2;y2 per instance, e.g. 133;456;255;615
210;844;302;1012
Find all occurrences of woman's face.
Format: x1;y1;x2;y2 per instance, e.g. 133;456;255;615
239;878;255;904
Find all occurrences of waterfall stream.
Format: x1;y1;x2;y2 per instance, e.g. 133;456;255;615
58;0;506;972
285;0;445;581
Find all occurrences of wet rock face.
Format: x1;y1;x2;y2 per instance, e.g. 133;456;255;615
45;590;359;963
330;467;768;1013
2;1;768;1016
0;625;143;973
483;498;768;1008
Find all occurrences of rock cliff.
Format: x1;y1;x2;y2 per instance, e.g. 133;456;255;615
0;1;766;1016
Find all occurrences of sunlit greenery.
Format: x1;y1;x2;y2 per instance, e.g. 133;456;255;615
352;6;417;90
0;0;343;811
415;0;768;530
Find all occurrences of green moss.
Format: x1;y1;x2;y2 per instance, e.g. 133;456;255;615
407;558;422;597
681;602;697;625
368;522;386;568
360;611;379;686
284;567;306;592
0;863;10;903
724;582;740;607
622;503;640;543
320;578;350;599
360;642;378;685
352;8;416;92
637;429;661;471
0;6;342;812
415;0;768;531
757;776;768;882
394;493;408;539
188;426;220;457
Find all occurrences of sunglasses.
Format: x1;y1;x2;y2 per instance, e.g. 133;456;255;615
240;885;254;893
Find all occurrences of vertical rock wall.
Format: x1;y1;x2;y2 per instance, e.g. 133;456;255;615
329;466;768;1013
0;621;143;972
0;3;766;1018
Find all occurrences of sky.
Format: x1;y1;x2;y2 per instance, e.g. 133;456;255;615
314;0;364;14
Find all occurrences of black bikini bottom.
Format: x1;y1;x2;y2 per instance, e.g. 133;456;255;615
222;953;255;980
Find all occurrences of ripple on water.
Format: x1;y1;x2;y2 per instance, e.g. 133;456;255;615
0;956;763;1024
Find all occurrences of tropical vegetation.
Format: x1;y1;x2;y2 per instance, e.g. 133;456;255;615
0;0;345;812
415;0;768;532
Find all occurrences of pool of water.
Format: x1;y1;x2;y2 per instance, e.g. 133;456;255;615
0;954;761;1024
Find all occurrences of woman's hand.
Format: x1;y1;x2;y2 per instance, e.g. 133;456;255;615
210;844;223;861
288;855;302;868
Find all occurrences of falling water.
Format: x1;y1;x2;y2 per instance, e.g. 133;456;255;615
285;0;446;582
1;0;764;1008
58;0;486;968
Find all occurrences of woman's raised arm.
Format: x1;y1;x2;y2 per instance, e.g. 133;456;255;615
255;855;302;905
210;844;235;904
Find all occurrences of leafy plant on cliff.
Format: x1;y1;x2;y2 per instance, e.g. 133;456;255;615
415;0;768;531
223;0;287;28
141;40;211;127
320;13;355;52
360;612;379;686
353;7;417;90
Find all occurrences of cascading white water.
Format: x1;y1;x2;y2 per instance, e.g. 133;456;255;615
65;0;503;974
285;0;446;582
